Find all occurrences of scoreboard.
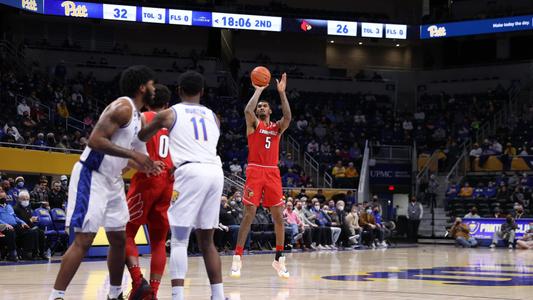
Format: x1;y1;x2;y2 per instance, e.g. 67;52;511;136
0;0;409;40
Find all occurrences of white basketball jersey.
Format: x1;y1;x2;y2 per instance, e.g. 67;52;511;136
169;102;221;167
79;97;141;177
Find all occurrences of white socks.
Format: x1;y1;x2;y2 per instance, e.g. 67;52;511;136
108;285;122;299
48;289;65;300
172;286;184;300
211;283;224;300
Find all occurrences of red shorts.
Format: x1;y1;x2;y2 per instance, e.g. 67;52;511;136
127;174;173;229
243;165;284;208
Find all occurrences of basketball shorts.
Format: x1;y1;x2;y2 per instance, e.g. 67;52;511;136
243;165;284;208
127;175;173;229
168;163;224;229
66;162;129;233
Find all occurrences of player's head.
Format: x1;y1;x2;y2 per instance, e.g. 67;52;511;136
255;100;272;120
120;65;156;106
148;84;171;111
177;71;204;101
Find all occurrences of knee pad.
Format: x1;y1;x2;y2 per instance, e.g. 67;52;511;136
170;226;192;247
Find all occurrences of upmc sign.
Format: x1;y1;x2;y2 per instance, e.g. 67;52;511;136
369;163;411;185
463;218;532;240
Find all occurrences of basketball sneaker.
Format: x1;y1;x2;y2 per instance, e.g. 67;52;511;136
272;256;290;279
230;255;242;278
107;293;124;300
128;277;152;300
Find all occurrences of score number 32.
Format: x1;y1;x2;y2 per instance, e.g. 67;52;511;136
113;8;128;18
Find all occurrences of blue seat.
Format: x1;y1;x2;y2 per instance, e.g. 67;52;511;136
33;208;57;236
50;208;69;255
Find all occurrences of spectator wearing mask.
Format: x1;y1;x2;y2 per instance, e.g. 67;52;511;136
407;196;423;243
449;218;478;248
516;222;533;250
48;180;67;209
31;177;50;209
307;140;319;154
60;175;68;193
458;182;474;198
8;176;27;204
464;207;481;219
310;201;333;250
0;190;38;261
493;207;504;218
358;206;384;248
472;183;486;199
344;205;361;245
283;202;304;246
13;191;49;260
320;205;341;250
372;205;388;248
292;200;314;250
229;192;244;223
513;204;526;219
490;215;518;249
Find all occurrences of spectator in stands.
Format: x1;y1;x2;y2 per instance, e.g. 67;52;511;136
31;177;49;209
345;190;356;207
502;143;517;170
345;162;358;179
512;204;526;219
497;184;510;200
311;202;334;249
345;204;361;245
516;222;533;250
33;132;46;149
294;199;319;250
493;207;504;218
313;189;326;204
464;207;481;219
48;180;67;209
458;182;474;198
512;187;526;204
508;173;520;189
472;183;486;199
485;182;497;198
229;158;242;177
446;183;459;201
332;161;346;178
359;205;384;248
490;215;517;249
407;196;423;243
17;99;30;117
283;201;303;246
469;143;482;169
8;176;27;204
218;196;246;250
449;217;478;248
60;175;68;193
296;116;308;132
13;191;49;260
21;111;37;129
372;205;388;248
282;169;299;187
0;190;39;261
56;101;69;119
427;174;439;208
307;139;319;154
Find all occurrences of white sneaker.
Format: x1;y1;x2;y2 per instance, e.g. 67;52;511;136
508;244;514;249
489;243;496;249
317;244;326;250
330;245;338;250
230;255;242;278
381;241;388;248
310;243;317;250
272;256;290;279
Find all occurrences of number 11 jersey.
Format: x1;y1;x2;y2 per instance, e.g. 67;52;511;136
169;103;222;167
247;121;281;167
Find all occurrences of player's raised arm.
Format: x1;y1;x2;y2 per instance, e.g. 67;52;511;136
244;84;268;131
138;108;175;142
276;73;292;134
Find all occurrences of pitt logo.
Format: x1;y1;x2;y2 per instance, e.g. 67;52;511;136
21;0;38;11
171;190;180;203
427;25;446;37
61;1;88;17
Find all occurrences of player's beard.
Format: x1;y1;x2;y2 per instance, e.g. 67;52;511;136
258;113;267;120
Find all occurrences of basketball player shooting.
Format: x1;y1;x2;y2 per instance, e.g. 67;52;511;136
125;84;174;300
231;72;292;279
48;65;160;300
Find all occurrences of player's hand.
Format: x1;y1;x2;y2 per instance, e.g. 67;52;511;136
30;216;38;223
252;83;269;92
132;151;156;174
276;73;287;93
147;161;165;177
5;224;14;231
21;223;29;229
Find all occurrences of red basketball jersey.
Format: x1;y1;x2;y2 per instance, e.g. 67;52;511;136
247;121;281;167
137;111;173;179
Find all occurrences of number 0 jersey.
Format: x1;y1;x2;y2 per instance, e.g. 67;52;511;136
247;121;281;167
169;103;221;167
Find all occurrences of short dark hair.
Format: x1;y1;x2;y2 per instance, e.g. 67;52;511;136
178;71;204;96
151;84;171;109
119;65;155;98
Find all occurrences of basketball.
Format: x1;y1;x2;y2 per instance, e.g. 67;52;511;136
251;66;271;87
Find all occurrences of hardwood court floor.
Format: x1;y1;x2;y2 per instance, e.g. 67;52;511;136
1;245;532;300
